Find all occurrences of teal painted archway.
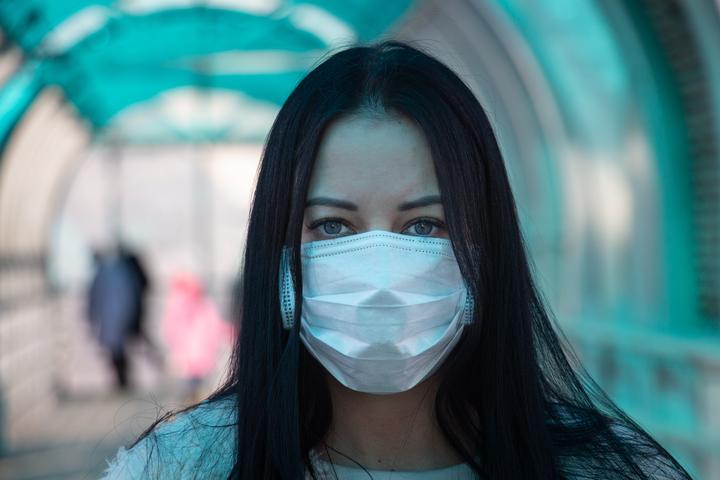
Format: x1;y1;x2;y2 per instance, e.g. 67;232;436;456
0;0;415;142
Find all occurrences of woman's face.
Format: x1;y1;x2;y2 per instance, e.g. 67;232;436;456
302;113;448;243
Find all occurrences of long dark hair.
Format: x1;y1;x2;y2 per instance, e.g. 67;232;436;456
137;40;691;479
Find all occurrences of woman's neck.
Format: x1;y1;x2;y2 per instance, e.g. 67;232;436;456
320;374;462;471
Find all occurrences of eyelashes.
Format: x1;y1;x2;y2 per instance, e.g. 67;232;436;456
404;217;446;236
307;217;352;236
306;216;447;237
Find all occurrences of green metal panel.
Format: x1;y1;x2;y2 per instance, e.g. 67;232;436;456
495;0;698;329
0;64;42;152
69;8;328;63
295;0;414;41
496;0;629;148
488;1;712;474
495;0;633;319
0;0;114;50
0;1;415;137
617;1;698;329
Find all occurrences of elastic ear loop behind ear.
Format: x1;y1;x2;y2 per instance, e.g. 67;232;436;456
279;247;296;329
462;285;475;325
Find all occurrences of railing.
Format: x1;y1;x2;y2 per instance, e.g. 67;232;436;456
561;318;720;479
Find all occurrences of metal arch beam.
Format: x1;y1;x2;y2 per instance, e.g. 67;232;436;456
0;64;43;160
0;0;114;51
0;1;415;142
597;0;698;328
36;7;328;129
398;0;568;302
64;7;328;60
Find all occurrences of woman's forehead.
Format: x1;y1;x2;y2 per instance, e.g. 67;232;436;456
308;114;439;200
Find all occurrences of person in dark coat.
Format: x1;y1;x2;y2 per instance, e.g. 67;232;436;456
87;247;143;390
118;245;162;367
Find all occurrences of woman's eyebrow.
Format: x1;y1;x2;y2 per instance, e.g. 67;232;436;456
305;195;441;211
305;197;358;211
397;195;442;211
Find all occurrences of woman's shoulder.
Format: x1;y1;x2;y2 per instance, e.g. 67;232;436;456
102;395;236;479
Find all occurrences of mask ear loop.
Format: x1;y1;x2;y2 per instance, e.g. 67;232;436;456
279;247;296;329
462;284;475;325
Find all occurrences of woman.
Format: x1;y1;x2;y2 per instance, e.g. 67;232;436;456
103;40;690;479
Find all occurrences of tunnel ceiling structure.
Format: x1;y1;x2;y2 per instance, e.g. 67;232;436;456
0;0;414;143
0;0;415;313
1;0;719;327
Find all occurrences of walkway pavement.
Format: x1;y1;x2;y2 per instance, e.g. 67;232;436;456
0;293;218;479
0;389;186;479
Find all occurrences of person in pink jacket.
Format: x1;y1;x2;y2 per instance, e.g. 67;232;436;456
161;272;234;403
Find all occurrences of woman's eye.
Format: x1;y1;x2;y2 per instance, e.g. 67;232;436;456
322;220;343;235
403;219;444;236
308;219;354;237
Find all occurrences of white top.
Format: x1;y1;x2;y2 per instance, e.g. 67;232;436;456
101;396;479;479
310;457;477;479
102;395;685;479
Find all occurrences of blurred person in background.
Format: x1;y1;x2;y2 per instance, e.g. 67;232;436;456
161;272;234;404
119;244;164;368
87;246;143;391
102;41;690;479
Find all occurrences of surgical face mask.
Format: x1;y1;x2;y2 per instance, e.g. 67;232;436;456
279;230;474;394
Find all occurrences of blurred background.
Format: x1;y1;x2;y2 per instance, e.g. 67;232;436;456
0;0;718;478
